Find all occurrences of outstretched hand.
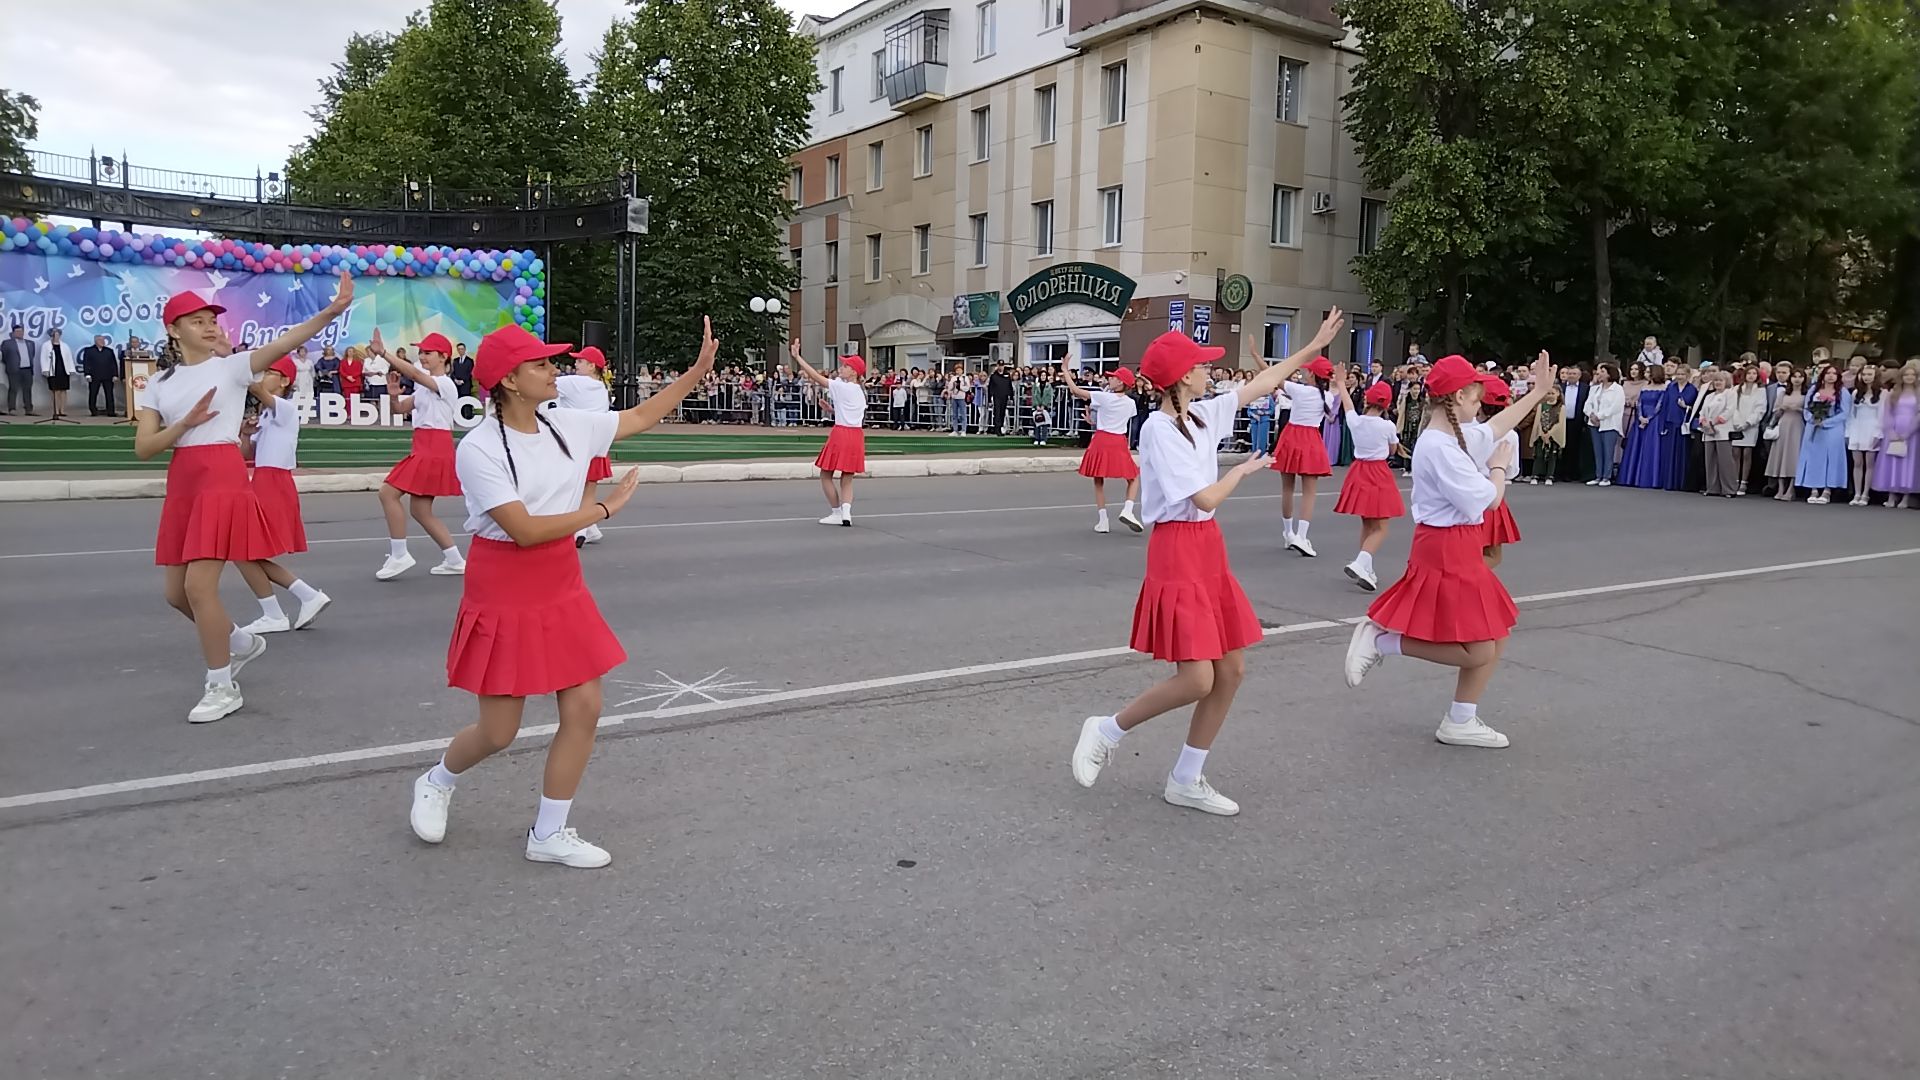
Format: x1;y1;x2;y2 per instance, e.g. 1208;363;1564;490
369;327;387;357
1532;350;1552;391
694;316;719;374
325;270;354;316
1234;451;1273;477
1488;439;1516;473
182;389;219;429
601;468;642;517
1310;307;1346;350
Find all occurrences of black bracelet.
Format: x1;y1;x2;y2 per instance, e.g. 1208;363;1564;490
597;501;610;520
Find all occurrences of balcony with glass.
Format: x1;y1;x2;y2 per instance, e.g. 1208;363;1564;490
881;10;950;112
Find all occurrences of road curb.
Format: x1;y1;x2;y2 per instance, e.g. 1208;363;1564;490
0;454;1090;502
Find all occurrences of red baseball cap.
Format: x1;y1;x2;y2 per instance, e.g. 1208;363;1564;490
1426;355;1477;396
416;332;454;356
1110;366;1138;389
569;346;607;369
267;357;296;380
1139;332;1225;390
1363;381;1393;409
841;354;867;377
162;291;225;326
1477;374;1512;407
474;324;572;391
1306;356;1335;380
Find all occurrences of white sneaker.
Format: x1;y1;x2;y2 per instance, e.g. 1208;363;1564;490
376;552;416;580
410;773;454;843
1598;479;1612;487
525;827;612;869
1525;476;1538;484
1435;716;1510;748
292;591;332;630
1070;715;1119;788
231;630;268;679
1093;517;1111;534
1163;775;1240;816
1343;619;1386;687
580;523;604;544
241;613;291;635
1545;478;1556;485
1291;534;1318;558
430;557;466;576
819;508;846;526
1117;507;1144;533
839;508;853;527
1585;478;1600;486
1343;560;1378;592
188;681;244;724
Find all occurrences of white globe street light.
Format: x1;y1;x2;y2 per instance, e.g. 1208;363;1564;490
750;296;783;315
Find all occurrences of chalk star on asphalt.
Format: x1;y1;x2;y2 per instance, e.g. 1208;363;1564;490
608;668;776;710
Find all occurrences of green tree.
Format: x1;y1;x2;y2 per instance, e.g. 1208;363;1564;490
0;88;39;174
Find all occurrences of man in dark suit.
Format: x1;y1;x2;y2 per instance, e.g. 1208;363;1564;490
450;342;475;397
80;334;122;416
1555;363;1594;482
2;324;39;415
988;364;1014;434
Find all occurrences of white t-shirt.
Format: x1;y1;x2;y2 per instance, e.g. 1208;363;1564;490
252;395;300;471
1088;390;1137;435
1465;422;1519;478
551;373;611;414
457;410;621;543
1282;381;1332;427
364;356;391;381
141;351;258;447
1410;425;1498;527
827;378;867;428
409;374;460;430
1137;392;1242;524
1344;412;1397;462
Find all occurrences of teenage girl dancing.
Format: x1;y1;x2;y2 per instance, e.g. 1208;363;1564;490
1474;374;1524;568
1331;373;1406;591
373;330;466;581
409;319;718;868
1271;355;1338;556
1071;311;1345;815
234;356;332;634
550;346;615;546
789;338;867;526
134;273;353;723
1343;352;1552;749
1061;358;1143;533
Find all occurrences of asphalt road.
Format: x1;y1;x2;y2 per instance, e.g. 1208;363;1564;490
3;473;1917;1080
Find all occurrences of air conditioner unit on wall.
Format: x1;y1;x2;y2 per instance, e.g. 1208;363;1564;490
989;342;1014;363
840;341;862;357
1311;191;1335;215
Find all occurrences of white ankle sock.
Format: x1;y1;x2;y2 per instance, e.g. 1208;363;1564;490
440;546;462;563
1447;701;1478;723
1295;519;1311;539
1097;507;1109;520
1353;550;1374;572
1378;631;1403;656
1122;499;1135;515
839;503;852;515
388;539;409;559
1281;516;1294;536
257;595;284;620
1097;715;1126;743
207;664;233;686
1171;744;1208;786
228;624;251;653
532;796;572;841
426;759;460;789
288;579;321;603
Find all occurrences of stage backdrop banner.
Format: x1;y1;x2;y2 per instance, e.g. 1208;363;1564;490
0;251;518;354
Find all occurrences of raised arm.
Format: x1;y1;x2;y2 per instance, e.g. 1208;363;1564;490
1331;364;1357;418
788;338;833;388
250;270;354;373
615;316;720;440
1059;354;1094;401
1191;449;1274;513
1237;308;1345;407
487;470;643;548
366;328;433;385
1484;351;1554;440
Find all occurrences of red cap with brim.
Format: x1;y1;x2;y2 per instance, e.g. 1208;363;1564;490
1110;366;1137;389
1306;356;1335;380
1363;382;1393;409
267;357;296;381
1426;355;1477;396
416;332;454;356
474;324;572;391
570;346;607;369
1140;332;1225;390
1477;373;1512;407
842;354;867;377
162;291;225;326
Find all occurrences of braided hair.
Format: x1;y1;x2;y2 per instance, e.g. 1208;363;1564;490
1165;379;1209;446
490;396;573;487
1426;390;1472;459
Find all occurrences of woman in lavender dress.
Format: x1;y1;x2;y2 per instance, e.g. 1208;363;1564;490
1795;363;1851;504
1871;365;1919;508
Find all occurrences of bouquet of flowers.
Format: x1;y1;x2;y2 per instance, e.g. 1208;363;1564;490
1808;394;1833;426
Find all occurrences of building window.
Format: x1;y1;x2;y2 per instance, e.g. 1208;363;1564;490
915;125;934;177
1079;338;1121;373
914;224;932;275
1277;58;1304;124
1270;185;1300;246
1263;307;1298;360
1034;84;1057;145
976;1;996;59
1359;198;1387;255
867;233;883;282
971;106;991;162
867;141;885;190
825;241;839;283
830;67;844;114
1102;62;1127;126
970;212;989;267
1032;200;1054;257
1041;0;1064;30
1099;186;1123;247
872;49;886;99
872;345;897;370
790;247;803;278
1028;340;1069;366
825;154;841;198
789;166;803;204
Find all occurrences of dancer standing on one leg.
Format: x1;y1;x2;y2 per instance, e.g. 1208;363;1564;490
373;331;466;581
134;274;353;723
409;318;719;868
549;346;615;546
1271;355;1338;556
1474;373;1524;569
790;338;867;526
1342;351;1553;749
1071;310;1345;816
1332;375;1406;591
1061;357;1143;534
234;357;332;634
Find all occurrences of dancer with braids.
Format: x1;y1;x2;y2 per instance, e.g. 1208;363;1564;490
1342;351;1552;749
789;338;867;526
550;345;615;546
409;318;718;868
234;356;332;634
1060;358;1143;534
1070;309;1345;816
1331;372;1406;591
134;272;353;723
372;330;466;581
1270;354;1338;556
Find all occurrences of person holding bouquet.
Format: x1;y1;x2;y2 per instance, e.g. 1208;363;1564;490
1795;363;1850;504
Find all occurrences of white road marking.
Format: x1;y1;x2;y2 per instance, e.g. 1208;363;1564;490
608;668;776;710
3;546;1913;812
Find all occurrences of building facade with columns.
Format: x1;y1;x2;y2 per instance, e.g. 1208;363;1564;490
784;0;1396;374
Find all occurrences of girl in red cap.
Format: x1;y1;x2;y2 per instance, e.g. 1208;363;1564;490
1061;358;1144;533
409;318;718;869
1270;354;1339;557
1331;373;1407;591
1342;351;1552;749
233;356;332;635
371;330;466;580
788;338;867;525
1473;373;1523;567
550;345;615;546
135;272;353;724
1072;311;1345;816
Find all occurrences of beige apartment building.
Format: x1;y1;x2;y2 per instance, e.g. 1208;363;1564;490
784;0;1397;374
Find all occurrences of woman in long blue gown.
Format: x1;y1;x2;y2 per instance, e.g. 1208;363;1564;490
1661;374;1698;490
1795;364;1852;503
1618;376;1673;487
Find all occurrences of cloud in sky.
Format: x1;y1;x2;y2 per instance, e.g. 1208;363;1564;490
11;0;847;179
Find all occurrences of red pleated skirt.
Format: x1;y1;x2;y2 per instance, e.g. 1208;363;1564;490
1483;501;1522;546
1129;520;1264;662
384;427;462;497
251;465;308;554
1334;459;1405;519
1078;430;1140;480
1367;523;1518;643
815;425;867;473
585;455;613;483
154;445;282;566
1270;423;1332;476
446;537;627;697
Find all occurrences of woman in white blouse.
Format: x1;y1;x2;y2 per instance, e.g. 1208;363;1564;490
1695;370;1741;497
1727;361;1768;494
1582;362;1626;485
291;346;316;401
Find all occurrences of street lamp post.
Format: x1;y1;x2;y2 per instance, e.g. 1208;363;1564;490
750;295;784;425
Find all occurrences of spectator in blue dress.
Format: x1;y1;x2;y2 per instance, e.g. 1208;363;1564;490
1618;366;1674;488
1795;362;1851;504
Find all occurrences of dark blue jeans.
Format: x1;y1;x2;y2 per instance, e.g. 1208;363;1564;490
1590;428;1621;481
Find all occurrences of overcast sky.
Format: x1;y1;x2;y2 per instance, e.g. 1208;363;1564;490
12;0;845;180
